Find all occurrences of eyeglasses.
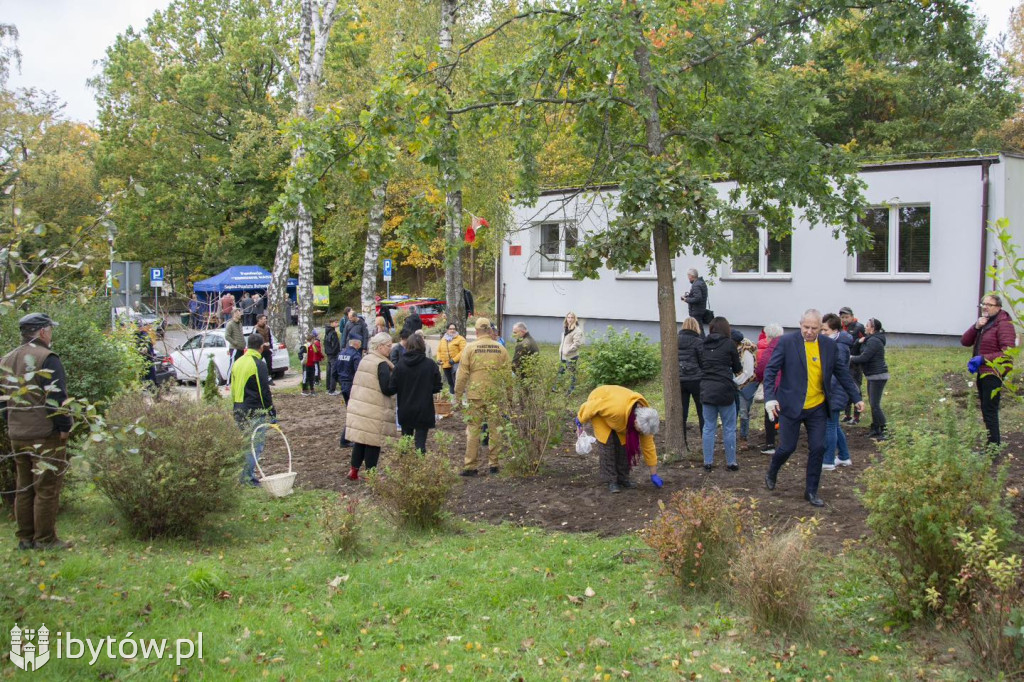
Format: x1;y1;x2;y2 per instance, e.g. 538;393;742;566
980;302;999;308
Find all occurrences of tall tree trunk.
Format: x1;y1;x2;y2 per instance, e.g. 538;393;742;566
439;0;466;335
633;16;683;457
361;180;387;317
266;0;339;342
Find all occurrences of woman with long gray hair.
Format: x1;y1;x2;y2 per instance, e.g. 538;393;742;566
577;385;663;493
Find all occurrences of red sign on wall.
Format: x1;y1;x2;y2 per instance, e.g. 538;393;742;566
509;245;522;256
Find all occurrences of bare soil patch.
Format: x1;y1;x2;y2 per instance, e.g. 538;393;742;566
260;393;1024;553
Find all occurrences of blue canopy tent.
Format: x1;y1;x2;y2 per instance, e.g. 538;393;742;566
193;266;297;305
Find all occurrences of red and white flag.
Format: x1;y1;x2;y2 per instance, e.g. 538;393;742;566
465;215;489;244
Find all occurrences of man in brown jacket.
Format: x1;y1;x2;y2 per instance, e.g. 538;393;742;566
0;313;72;550
454;317;510;476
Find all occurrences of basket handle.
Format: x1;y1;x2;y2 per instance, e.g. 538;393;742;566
250;422;292;479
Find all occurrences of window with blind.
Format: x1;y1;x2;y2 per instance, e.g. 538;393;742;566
854;205;930;276
726;216;792;277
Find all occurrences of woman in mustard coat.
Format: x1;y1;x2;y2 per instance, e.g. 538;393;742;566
437;322;467;394
577;385;663;493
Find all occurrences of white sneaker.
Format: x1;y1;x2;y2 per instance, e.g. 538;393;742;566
821;463;836;471
836;458;853;467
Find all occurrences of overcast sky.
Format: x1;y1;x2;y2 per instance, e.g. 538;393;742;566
1;0;1020;124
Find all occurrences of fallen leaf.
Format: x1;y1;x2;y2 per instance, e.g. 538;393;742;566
588;637;611;648
520;638;535;650
584;586;596;598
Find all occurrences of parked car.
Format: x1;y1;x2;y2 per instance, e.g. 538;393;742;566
114;302;167;338
167;329;288;384
376;297;447;328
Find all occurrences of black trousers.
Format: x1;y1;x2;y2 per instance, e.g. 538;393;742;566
326;355;339;392
302;365;317;392
443;366;457;394
866;379;887;435
351;443;381;470
401;424;430;453
763;411;777;447
680;380;704;433
597;438;631;485
978;374;1002;445
845;364;864;419
767;404;827;497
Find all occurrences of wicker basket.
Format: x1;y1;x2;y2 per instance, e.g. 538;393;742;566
251;423;296;498
434;399;453;417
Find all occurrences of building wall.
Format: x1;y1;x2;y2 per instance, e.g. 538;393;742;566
501;159;1008;345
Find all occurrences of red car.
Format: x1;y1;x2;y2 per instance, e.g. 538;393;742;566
376;297;447;328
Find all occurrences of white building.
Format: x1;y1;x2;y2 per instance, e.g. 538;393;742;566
498;153;1024;344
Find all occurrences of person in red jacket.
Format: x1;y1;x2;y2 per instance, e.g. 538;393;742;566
754;323;784;455
299;332;324;396
961;294;1016;445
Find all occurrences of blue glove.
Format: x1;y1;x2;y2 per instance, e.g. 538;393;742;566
650;473;663;488
574;417;583;430
968;355;983;374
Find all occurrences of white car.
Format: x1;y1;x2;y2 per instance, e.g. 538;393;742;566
168;329;289;384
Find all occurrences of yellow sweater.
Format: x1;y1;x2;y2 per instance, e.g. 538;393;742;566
577;385;657;467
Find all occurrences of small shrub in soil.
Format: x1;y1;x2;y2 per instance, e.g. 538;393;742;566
860;405;1015;619
948;526;1024;676
579;327;659;389
89;392;245;538
731;526;817;634
366;432;460;530
487;354;570;476
643;487;755;592
203;357;220;403
320;494;364;557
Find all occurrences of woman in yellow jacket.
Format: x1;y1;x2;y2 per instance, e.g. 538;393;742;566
577;385;664;493
437;322;467;394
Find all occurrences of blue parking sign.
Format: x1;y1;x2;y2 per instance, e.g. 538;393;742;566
382;259;392;281
149;267;164;287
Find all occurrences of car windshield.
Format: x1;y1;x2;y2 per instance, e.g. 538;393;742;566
180;335;204;351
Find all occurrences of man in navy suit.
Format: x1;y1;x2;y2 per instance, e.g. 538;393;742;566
763;309;864;507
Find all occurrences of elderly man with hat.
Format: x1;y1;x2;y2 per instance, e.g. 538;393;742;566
454;317;510;476
0;313;72;550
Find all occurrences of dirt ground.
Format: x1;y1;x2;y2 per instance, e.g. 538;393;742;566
259;392;1024;553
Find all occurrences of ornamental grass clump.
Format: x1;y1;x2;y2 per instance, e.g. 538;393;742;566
643;487;755;592
90;392;245;538
860;405;1015;619
320;494;365;557
731;526;817;634
366;432;460;530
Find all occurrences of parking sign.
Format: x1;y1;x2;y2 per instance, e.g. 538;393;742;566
149;267;164;288
382;259;392;282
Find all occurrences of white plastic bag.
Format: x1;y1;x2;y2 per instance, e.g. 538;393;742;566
575;432;597;455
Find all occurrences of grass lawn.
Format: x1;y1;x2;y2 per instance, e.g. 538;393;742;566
0;489;975;680
1;342;1011;679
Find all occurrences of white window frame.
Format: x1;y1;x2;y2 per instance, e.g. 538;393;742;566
615;241;676;280
723;223;793;281
847;203;931;281
532;221;577;278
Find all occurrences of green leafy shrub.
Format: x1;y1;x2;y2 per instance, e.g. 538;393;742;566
203;357;220;403
89;392;245;538
732;526;817;633
860;406;1015;619
945;527;1024;676
487;354;570;476
580;327;659;388
366;432;460;530
0;300;146;407
643;487;755;592
320;494;364;557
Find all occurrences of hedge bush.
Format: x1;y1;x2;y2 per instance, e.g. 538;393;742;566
580;327;659;388
366;432;460;529
860;406;1015;619
90;392;245;538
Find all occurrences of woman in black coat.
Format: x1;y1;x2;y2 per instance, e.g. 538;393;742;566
677;316;705;444
699;317;742;471
850;318;889;440
388;332;443;452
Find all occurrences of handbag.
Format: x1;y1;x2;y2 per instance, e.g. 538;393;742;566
702;309;715;325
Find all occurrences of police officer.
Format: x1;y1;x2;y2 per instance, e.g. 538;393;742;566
454;318;510;476
1;313;72;550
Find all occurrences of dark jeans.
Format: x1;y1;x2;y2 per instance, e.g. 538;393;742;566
302;365;317;392
866;379;887;435
763;411;777;447
12;435;67;544
597;437;631;485
262;349;273;376
443;366;457;394
845;364;864;419
767;403;827;497
978;374;1002;445
401;425;431;453
326;355;339;393
680;380;704;434
351;443;381;471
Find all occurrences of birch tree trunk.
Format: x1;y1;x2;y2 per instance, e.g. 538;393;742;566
633;16;683;457
439;0;466;335
360;180;388;317
266;0;339;342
